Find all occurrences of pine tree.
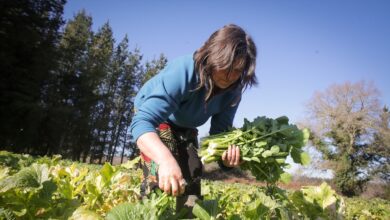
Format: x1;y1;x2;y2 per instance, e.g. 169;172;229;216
82;22;115;162
0;0;66;153
140;54;168;86
47;10;93;158
107;37;142;163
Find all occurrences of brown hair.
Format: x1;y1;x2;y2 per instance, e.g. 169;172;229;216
194;24;257;102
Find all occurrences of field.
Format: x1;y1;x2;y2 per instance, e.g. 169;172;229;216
0;151;389;219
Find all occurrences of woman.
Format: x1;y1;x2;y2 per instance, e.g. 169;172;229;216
130;24;257;215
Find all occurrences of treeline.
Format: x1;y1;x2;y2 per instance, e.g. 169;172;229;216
0;0;167;163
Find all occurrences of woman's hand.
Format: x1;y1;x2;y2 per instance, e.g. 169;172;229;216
158;157;186;196
221;145;241;167
136;132;186;197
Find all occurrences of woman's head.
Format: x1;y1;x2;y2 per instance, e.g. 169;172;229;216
194;24;257;101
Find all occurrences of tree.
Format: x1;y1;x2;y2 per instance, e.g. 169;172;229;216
47;10;93;158
305;81;382;196
123;54;168;158
140;54;168;86
105;36;141;164
116;44;143;163
0;0;66;153
0;3;168;164
369;106;390;182
82;22;114;162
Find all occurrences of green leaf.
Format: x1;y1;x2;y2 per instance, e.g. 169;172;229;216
0;167;9;181
121;156;141;169
270;145;280;154
202;200;219;217
59;179;73;199
69;207;102;220
245;192;279;219
255;141;267;147
251;157;261;163
107;201;161;220
275;116;289;125
300;152;311;165
261;150;273;158
302;128;310;145
192;202;212;220
86;181;100;196
106;203;135;220
291;148;311;165
31;180;57;207
257;191;280;209
303;182;337;209
0;177;14;192
242;156;252;161
12;208;26;217
244;199;262;218
290;182;343;219
99;162;116;186
0;163;49;192
279;172;292;184
0;207;16;220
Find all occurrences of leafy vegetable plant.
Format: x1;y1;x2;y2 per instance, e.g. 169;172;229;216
199;116;311;183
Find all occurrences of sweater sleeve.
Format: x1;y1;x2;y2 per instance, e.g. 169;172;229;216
130;58;193;142
209;99;240;135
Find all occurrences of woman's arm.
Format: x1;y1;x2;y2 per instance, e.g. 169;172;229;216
130;56;196;196
136;132;185;196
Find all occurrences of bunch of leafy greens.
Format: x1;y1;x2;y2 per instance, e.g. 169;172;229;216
199;116;311;183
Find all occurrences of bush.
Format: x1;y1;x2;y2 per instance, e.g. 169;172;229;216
334;166;369;197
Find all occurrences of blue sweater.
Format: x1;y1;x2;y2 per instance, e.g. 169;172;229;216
130;54;241;142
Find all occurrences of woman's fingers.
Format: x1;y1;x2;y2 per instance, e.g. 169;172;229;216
171;177;179;196
226;145;241;167
221;145;241;167
222;150;227;161
157;158;185;196
234;146;240;166
227;145;232;161
230;145;236;165
163;178;171;195
179;179;186;195
160;177;184;196
159;176;165;191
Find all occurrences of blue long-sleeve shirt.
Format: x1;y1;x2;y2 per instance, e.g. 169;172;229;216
130;54;241;142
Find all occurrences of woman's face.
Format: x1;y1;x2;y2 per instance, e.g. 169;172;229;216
212;68;242;89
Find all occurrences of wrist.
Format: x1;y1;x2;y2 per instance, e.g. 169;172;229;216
137;132;176;165
156;153;176;165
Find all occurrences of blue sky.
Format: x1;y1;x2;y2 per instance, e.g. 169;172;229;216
64;0;390;138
